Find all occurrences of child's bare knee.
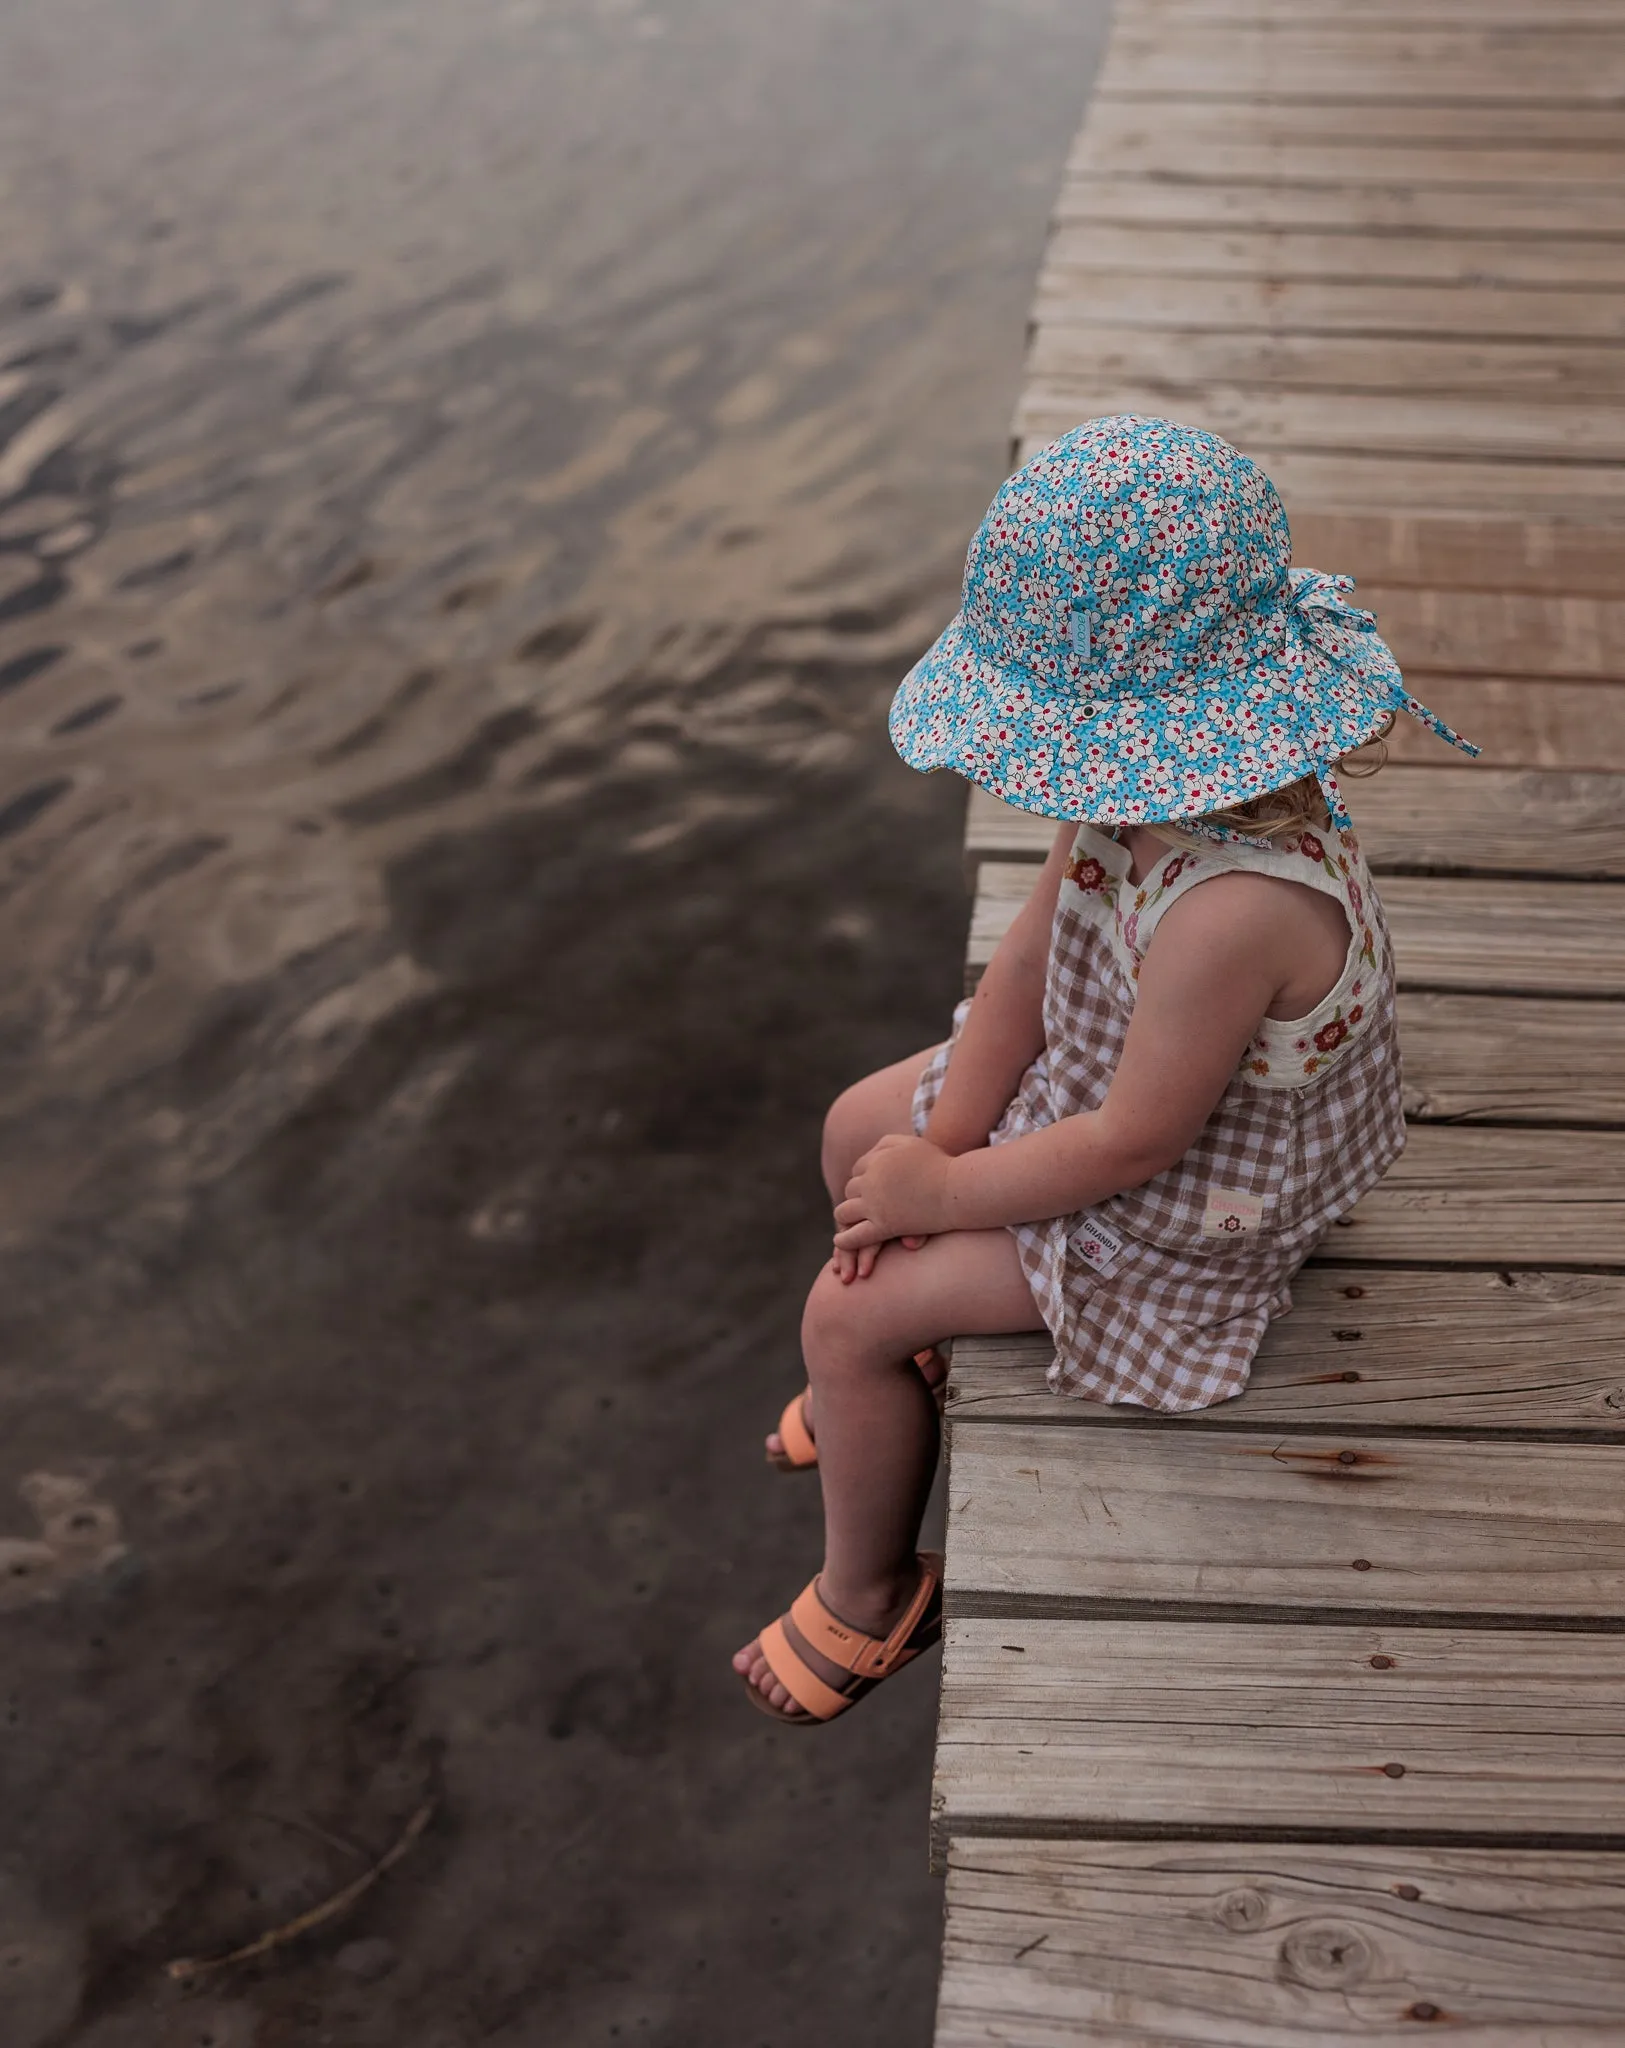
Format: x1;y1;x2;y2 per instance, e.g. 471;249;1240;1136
802;1265;896;1382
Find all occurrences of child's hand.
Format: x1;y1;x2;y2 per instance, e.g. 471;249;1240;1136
834;1135;952;1254
831;1234;929;1284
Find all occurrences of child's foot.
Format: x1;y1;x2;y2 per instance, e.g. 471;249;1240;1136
733;1564;938;1719
763;1348;947;1466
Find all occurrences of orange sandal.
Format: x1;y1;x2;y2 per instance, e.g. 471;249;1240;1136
766;1351;948;1474
742;1553;945;1725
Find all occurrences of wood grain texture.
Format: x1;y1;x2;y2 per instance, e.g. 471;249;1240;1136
946;1268;1625;1435
1058;174;1625;243
1098;25;1625;103
1379;877;1625;995
1288;515;1625;598
1046;221;1625;292
1399;992;1625;1124
1031;270;1625;348
934;1619;1625;1836
1344;1125;1625;1267
964;772;1625;882
1381;677;1625;773
1073;125;1625;197
1076;92;1625;162
1125;0;1625;24
1019;380;1625;468
1028;322;1625;403
968;864;1625;996
1366;587;1625;681
946;1423;1625;1618
938;1840;1625;2046
1016;437;1625;522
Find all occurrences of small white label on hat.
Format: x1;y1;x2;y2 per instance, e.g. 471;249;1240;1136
1068;607;1094;660
1069;1208;1126;1273
1202;1188;1265;1237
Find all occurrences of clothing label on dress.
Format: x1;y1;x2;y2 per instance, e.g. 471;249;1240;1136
1202;1188;1265;1237
1069;1209;1127;1274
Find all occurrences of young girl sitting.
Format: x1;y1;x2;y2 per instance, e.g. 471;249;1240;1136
734;416;1476;1726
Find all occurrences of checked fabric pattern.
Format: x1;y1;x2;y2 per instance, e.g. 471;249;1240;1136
914;820;1406;1412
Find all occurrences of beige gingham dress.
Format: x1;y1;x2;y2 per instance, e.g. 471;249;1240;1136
914;819;1406;1412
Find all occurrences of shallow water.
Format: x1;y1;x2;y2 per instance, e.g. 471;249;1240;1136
0;3;1109;2040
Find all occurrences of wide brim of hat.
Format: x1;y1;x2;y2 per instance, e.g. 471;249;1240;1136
888;601;1407;825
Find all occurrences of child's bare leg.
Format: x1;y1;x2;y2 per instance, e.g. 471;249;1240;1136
737;1226;1044;1713
763;1045;941;1465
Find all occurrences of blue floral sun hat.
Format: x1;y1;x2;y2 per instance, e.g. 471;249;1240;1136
889;416;1477;828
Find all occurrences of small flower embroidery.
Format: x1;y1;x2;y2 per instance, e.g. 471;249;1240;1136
1348;1003;1364;1026
1298;833;1325;862
1314;1017;1349;1053
1066;854;1108;892
1247;1056;1270;1075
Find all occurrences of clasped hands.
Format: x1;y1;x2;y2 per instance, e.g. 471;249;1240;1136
830;1132;953;1282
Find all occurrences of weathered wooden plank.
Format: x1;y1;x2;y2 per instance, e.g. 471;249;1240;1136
1382;678;1625;772
964;773;1625;883
1073;114;1625;192
1098;26;1625;104
946;1269;1625;1435
1058;173;1625;242
1019;380;1625;468
1380;877;1625;994
1366;587;1625;681
1400;992;1625;1124
1030;271;1625;346
1046;222;1625;291
947;1423;1625;1619
1344;1125;1625;1268
1028;323;1625;404
1018;437;1625;523
969;864;1625;995
1078;93;1625;158
1288;515;1625;598
1126;0;1625;23
938;1840;1625;2047
934;1619;1625;1836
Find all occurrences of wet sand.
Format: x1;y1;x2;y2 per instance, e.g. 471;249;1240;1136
0;3;1109;2040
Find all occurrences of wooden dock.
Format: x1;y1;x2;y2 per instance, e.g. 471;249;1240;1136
931;4;1625;2039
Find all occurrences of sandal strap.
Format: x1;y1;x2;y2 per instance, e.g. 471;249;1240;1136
787;1554;944;1681
776;1390;816;1467
757;1616;854;1721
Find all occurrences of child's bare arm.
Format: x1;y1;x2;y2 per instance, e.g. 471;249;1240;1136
835;870;1300;1247
922;822;1073;1156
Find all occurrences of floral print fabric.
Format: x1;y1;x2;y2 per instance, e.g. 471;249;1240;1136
889;416;1477;829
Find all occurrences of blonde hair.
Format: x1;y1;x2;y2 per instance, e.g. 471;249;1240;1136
1165;714;1394;843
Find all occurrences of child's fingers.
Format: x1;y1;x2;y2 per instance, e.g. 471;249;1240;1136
900;1235;928;1251
832;1219;884;1253
832;1244;858;1283
857;1244;880;1279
